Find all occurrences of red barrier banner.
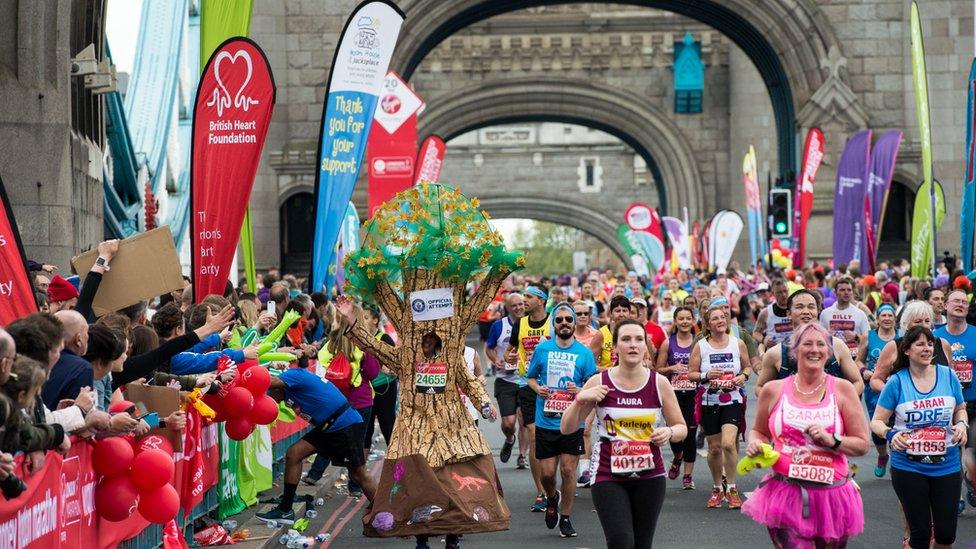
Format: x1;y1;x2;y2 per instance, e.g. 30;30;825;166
367;71;424;215
0;440;150;549
413;134;445;185
191;37;276;302
0;174;36;325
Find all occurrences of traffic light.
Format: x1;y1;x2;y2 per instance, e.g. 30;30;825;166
769;188;792;237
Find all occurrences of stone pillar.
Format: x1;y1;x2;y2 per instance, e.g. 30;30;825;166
0;1;104;268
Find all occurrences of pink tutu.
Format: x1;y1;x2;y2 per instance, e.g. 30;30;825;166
741;474;864;542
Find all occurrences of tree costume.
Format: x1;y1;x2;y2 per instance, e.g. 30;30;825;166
343;184;522;537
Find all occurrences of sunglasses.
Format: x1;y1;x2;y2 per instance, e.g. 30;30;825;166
553;316;574;324
574;311;590;316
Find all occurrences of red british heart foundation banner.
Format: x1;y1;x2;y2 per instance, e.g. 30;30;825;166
0;174;36;325
191;37;276;302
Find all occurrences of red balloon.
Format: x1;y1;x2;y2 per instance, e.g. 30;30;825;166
238;358;258;372
95;476;139;522
130;449;175;492
93;437;134;478
223;387;254;418
241;366;271;395
135;434;174;456
225;416;254;441
248;395;279;425
771;239;782;249
138;484;180;524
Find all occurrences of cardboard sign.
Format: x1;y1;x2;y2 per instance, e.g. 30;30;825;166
124;383;183;451
71;226;184;317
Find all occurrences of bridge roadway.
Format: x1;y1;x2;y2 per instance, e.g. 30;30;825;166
303;360;976;548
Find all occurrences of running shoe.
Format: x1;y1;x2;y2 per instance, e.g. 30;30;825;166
726;487;742;509
668;457;681;480
559;517;577;538
500;438;515;463
545;491;561;529
531;494;547;512
300;472;319;486
958;498;966;516
682;474;695;490
706;487;725;508
256;507;296;525
516;454;528;470
577;470;592;487
696;430;705;450
873;455;889;478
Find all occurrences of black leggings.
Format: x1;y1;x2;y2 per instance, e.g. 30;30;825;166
365;380;398;451
669;390;697;464
890;467;961;548
591;476;666;549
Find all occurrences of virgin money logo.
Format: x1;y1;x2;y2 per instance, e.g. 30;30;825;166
381;95;401;114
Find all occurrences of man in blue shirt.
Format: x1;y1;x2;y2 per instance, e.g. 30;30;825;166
934;289;976;509
526;303;598;539
257;367;372;524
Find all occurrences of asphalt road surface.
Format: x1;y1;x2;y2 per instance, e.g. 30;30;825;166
318;369;976;548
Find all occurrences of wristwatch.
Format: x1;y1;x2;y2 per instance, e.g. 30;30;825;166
830;433;842;450
95;257;111;271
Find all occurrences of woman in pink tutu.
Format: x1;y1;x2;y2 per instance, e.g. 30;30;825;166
742;323;870;548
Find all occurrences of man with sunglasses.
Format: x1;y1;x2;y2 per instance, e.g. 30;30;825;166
525;303;598;538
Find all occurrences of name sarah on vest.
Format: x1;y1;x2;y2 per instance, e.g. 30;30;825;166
784;407;833;423
911;397;946;409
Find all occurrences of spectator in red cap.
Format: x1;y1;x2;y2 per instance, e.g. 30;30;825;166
953;275;971;292
46;275;78;313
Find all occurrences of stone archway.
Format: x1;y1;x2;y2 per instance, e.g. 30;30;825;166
419;78;704;219
478;195;631;263
393;0;844;180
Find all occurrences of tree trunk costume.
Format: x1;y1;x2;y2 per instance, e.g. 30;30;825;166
343;184;523;538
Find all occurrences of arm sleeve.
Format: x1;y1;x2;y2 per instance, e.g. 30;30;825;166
75;271;103;323
187;334;220;353
877;373;900;411
152;372;199;392
46;405;86;433
18;423;64;452
485;320;502;349
360;353;380;382
63;368;94;404
112;332;202;389
170;351;227;375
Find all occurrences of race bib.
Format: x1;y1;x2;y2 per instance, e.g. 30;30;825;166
952;359;973;386
415;362;447;394
543;390;574;417
906;426;948;462
671;366;696;391
503;362;518;373
710;371;736;391
522;335;542;361
787;447;835;484
610;440;654;476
